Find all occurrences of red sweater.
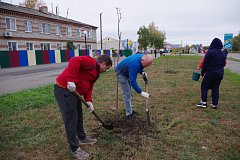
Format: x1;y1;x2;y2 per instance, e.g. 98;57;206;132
56;56;99;102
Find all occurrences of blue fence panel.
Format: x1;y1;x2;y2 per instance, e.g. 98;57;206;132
49;50;56;63
19;50;29;66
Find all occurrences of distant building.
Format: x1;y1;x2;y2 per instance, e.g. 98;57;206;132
97;37;139;52
97;37;123;50
171;44;182;49
0;2;97;51
163;42;171;50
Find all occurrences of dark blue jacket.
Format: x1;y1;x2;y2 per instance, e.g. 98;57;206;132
115;54;144;93
201;38;227;76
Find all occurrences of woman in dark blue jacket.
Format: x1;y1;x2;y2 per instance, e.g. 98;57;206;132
196;38;227;109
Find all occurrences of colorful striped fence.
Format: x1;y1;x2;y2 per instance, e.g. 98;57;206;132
0;49;128;68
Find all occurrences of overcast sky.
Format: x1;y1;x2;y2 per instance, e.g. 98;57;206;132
3;0;240;46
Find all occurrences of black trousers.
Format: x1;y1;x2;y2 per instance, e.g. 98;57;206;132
201;72;223;105
54;84;86;152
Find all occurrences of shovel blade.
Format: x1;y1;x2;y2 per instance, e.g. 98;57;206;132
146;110;150;126
103;124;114;130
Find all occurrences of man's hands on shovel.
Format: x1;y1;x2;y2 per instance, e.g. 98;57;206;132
86;102;94;112
141;72;149;99
67;82;94;112
142;72;148;84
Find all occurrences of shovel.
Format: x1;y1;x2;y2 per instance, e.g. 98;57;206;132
74;91;114;130
143;74;151;125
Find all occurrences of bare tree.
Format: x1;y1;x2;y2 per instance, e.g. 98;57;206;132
19;0;46;9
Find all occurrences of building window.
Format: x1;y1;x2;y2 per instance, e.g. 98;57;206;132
25;21;32;32
77;44;81;50
76;29;81;37
8;41;18;51
57;43;62;50
26;42;34;50
66;27;72;36
39;23;50;34
56;25;61;35
87;31;91;38
40;43;51;50
6;17;16;31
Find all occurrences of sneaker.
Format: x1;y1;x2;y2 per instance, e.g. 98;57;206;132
196;102;207;108
210;104;217;109
79;137;97;145
126;113;136;120
72;147;90;160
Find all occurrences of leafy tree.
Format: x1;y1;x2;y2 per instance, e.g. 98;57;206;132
19;0;46;9
137;26;149;51
67;41;76;50
148;21;165;49
232;34;240;51
137;21;165;51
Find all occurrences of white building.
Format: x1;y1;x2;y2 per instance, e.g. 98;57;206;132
97;37;139;53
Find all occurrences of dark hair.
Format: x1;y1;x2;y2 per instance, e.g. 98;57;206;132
97;54;112;66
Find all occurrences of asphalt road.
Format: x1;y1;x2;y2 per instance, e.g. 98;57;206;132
0;62;67;95
0;54;239;96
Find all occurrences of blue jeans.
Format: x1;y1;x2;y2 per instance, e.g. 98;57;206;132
118;74;133;116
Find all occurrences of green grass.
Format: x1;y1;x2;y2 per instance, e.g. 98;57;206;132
1;55;240;160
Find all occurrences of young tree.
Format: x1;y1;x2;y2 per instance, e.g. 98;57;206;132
148;21;165;49
232;34;240;51
137;26;150;51
137;21;166;51
19;0;46;9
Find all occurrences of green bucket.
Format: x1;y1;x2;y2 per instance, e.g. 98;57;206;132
192;69;201;81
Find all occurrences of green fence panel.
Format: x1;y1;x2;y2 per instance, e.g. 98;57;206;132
0;51;10;68
35;50;43;65
60;50;66;62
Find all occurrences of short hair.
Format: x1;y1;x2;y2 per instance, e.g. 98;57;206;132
97;54;112;67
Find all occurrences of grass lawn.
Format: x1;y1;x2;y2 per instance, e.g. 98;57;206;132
1;55;240;160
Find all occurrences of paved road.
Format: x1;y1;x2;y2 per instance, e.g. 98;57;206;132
0;54;239;96
0;62;67;95
226;53;240;73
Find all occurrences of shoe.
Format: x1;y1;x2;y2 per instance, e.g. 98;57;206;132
210;104;217;109
196;102;207;108
79;137;97;145
72;147;90;160
126;113;136;120
132;110;138;115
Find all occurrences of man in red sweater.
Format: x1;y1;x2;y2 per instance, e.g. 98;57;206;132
54;55;112;159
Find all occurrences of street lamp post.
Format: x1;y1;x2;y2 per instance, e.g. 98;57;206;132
83;30;87;51
100;12;103;50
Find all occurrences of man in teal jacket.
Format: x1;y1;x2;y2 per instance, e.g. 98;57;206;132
115;54;153;119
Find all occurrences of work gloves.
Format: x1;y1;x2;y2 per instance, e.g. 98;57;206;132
67;82;76;92
87;102;94;112
142;72;148;84
141;91;149;99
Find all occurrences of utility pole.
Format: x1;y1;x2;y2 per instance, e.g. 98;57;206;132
100;12;103;50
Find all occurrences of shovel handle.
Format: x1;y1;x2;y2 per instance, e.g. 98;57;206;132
145;83;151;125
73;91;105;124
73;91;90;108
145;83;148;108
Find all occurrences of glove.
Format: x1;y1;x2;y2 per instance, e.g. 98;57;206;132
142;72;147;78
86;102;94;112
142;72;148;83
67;82;76;92
141;91;149;99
